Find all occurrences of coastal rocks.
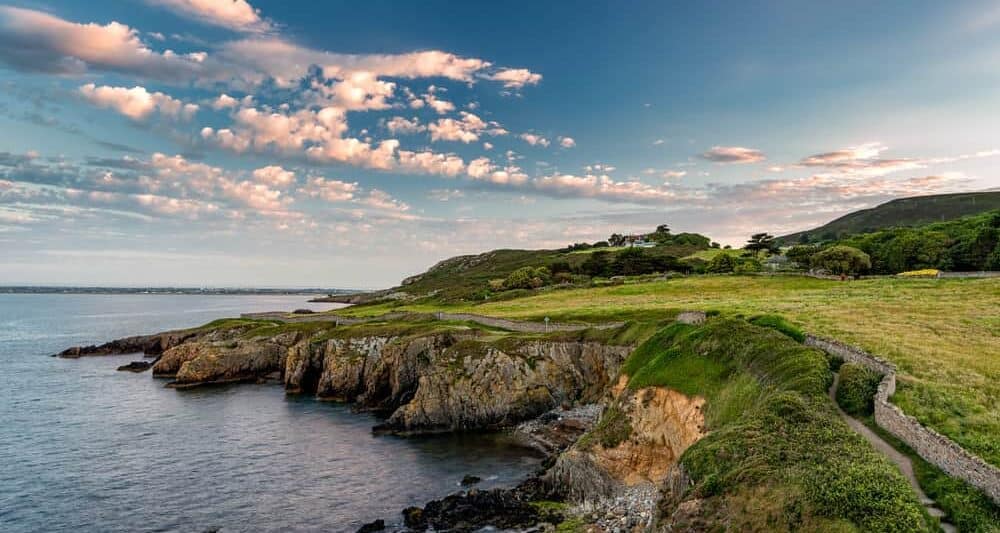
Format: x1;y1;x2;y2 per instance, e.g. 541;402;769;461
460;475;482;486
383;341;630;432
355;519;385;533
588;385;705;486
544;380;706;528
117;360;154;372
401;486;561;531
168;332;308;386
55;332;184;358
514;404;604;455
284;332;629;433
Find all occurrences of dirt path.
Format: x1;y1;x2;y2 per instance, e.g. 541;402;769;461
241;310;624;333
829;373;957;533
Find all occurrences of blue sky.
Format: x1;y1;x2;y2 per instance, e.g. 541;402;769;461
0;1;997;287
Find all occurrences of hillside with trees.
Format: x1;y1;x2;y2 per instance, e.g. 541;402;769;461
777;191;1000;244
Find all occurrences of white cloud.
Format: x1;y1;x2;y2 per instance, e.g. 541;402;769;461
559;136;576;148
397;150;466;177
700;146;766;164
384;116;425;135
307;71;396;111
147;0;270;32
252;165;296;188
79;83;199;121
360;189;409;212
428;189;465;201
484;67;542;89
520;133;550;147
413;91;455;114
429;112;487;143
534;173;681;204
217;38;491;89
643;168;687;179
301;176;358;202
0;7;206;80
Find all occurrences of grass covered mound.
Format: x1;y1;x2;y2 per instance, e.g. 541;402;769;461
626;319;932;532
836;362;883;416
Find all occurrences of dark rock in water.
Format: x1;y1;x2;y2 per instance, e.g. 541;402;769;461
460;475;481;486
356;518;385;532
117;361;153;372
401;486;562;531
292;308;315;314
402;506;426;528
55;331;195;358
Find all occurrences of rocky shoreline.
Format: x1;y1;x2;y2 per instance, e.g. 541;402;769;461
55;315;709;531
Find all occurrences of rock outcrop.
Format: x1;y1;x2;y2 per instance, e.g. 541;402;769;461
285;332;630;432
55;330;196;358
69;322;633;435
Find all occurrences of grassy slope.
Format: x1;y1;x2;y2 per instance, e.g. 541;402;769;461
627;319;932;532
342;275;1000;468
778;191;1000;244
388;243;708;303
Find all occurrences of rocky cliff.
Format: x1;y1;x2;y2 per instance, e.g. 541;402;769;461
62;319;633;434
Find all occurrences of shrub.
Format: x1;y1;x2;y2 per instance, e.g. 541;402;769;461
836;363;882;416
707;253;737;273
786;245;820;268
811;245;871;277
488;278;505;291
734;258;762;274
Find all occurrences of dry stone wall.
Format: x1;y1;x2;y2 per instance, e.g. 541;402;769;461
805;334;1000;504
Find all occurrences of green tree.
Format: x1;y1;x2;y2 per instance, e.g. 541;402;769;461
580;251;611;277
744;232;779;258
503;267;538;289
786;245;820;269
811;245;871;279
707;253;737;273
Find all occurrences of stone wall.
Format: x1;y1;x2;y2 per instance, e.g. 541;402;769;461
936;271;1000;279
805;334;1000;504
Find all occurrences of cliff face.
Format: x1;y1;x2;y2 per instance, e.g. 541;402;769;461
79;321;633;434
547;382;705;495
285;333;631;432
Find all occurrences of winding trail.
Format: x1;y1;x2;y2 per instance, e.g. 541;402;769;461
829;372;957;533
241;310;625;333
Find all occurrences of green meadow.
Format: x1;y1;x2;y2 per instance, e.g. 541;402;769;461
337;275;1000;467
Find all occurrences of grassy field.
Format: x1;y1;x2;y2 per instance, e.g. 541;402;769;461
337;275;1000;467
680;248;741;261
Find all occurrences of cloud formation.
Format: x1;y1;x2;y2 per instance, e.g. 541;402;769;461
79;84;199;121
484;68;542;89
700;146;766;164
147;0;271;32
0;6;206;80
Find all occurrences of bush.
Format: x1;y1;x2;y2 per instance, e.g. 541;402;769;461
811;245;871;277
734;258;762;274
836;363;882;416
786;245;820;268
707;253;737;273
749;314;805;342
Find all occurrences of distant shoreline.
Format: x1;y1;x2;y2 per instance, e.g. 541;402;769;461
0;287;365;296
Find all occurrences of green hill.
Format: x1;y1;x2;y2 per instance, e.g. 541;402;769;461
778;191;1000;244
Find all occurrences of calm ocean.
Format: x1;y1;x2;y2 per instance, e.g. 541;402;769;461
0;294;540;532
